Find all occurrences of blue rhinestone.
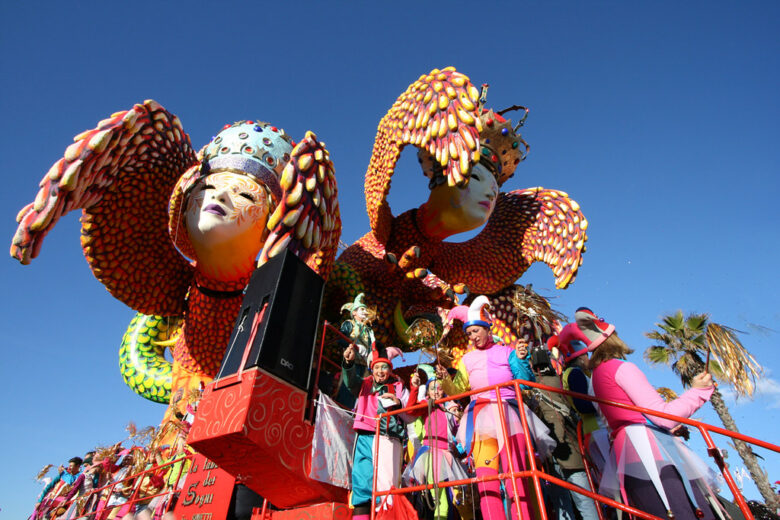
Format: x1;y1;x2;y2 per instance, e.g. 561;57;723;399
485;138;491;143
501;128;509;136
254;125;263;132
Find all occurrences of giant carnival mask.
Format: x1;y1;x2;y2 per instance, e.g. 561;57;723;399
331;68;589;366
11;103;341;418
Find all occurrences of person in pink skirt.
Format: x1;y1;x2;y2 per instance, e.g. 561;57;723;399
436;296;540;520
560;307;727;520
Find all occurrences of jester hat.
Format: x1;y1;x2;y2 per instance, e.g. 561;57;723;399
168;121;294;260
558;307;616;361
340;293;368;315
369;342;403;369
446;295;493;330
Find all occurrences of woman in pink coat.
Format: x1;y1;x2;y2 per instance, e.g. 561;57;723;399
560;308;725;520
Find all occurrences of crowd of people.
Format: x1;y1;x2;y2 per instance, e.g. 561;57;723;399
34;292;730;520
32;418;193;520
333;294;730;520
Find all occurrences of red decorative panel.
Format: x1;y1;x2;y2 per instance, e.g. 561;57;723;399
188;367;348;508
174;453;235;520
250;502;352;520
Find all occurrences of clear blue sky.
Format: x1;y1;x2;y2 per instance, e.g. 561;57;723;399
1;1;778;516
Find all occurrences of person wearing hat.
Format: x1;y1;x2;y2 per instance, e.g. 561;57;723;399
339;293;377;367
341;341;410;520
531;335;600;520
563;308;724;520
434;295;538;520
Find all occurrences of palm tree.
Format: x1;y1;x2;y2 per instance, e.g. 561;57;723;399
644;310;778;509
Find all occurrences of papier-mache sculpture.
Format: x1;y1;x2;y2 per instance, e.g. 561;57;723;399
11;101;341;418
331;67;588;358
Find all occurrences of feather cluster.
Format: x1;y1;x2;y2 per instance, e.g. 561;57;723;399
705;323;762;397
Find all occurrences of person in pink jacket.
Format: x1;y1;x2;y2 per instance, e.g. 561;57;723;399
342;342;410;520
559;307;725;520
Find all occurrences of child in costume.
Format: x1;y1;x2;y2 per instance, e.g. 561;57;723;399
436;295;539;520
339;293;377;367
565;307;726;520
342;341;410;520
404;372;470;520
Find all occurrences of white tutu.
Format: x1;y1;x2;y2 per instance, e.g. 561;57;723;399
403;446;470;485
600;424;718;511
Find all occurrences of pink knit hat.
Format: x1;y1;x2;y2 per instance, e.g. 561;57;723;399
558;307;615;361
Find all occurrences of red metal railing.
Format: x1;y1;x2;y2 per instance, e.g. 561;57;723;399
34;320;779;519
371;375;780;520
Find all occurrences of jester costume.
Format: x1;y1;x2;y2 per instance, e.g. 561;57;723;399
440;296;554;520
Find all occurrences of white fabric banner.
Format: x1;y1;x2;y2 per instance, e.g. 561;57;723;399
309;393;356;489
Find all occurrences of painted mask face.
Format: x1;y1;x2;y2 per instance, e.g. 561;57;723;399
353;307;369;323
372;362;391;384
185;172;270;248
427;163;499;234
427;380;444;400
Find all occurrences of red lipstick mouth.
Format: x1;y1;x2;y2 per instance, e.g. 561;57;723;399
204;204;227;216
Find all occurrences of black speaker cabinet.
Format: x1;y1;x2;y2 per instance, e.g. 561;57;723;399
216;249;325;390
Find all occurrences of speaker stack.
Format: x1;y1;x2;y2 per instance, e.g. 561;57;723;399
188;249;347;508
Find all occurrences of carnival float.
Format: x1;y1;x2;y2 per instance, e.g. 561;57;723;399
14;67;774;520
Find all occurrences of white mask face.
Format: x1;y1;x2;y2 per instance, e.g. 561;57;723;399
185;172;270;248
425;163;499;235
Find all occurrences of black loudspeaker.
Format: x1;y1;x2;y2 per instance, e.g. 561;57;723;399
216;249;325;391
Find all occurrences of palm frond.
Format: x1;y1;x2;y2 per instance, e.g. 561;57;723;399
706;323;762;397
707;358;725;379
510;284;566;340
644;345;672;365
36;464;54;480
675;353;704;387
133;425;157;447
656;387;679;402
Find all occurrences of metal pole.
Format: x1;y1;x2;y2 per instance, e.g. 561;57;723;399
697;425;754;520
577;420;605;520
514;380;547;520
494;385;523;519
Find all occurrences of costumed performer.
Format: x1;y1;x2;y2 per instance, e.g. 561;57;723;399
405;372;470;520
342;342;410;520
530;336;600;520
435;296;542;520
565;307;726;520
34;457;83;520
339;293;377;365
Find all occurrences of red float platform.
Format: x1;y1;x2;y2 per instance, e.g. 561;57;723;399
187;367;348;509
252;502;352;520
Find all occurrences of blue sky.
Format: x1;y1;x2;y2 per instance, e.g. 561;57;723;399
1;1;778;516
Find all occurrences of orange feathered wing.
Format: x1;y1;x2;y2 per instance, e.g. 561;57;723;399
11;100;198;315
429;188;588;293
365;66;483;243
259;131;341;278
